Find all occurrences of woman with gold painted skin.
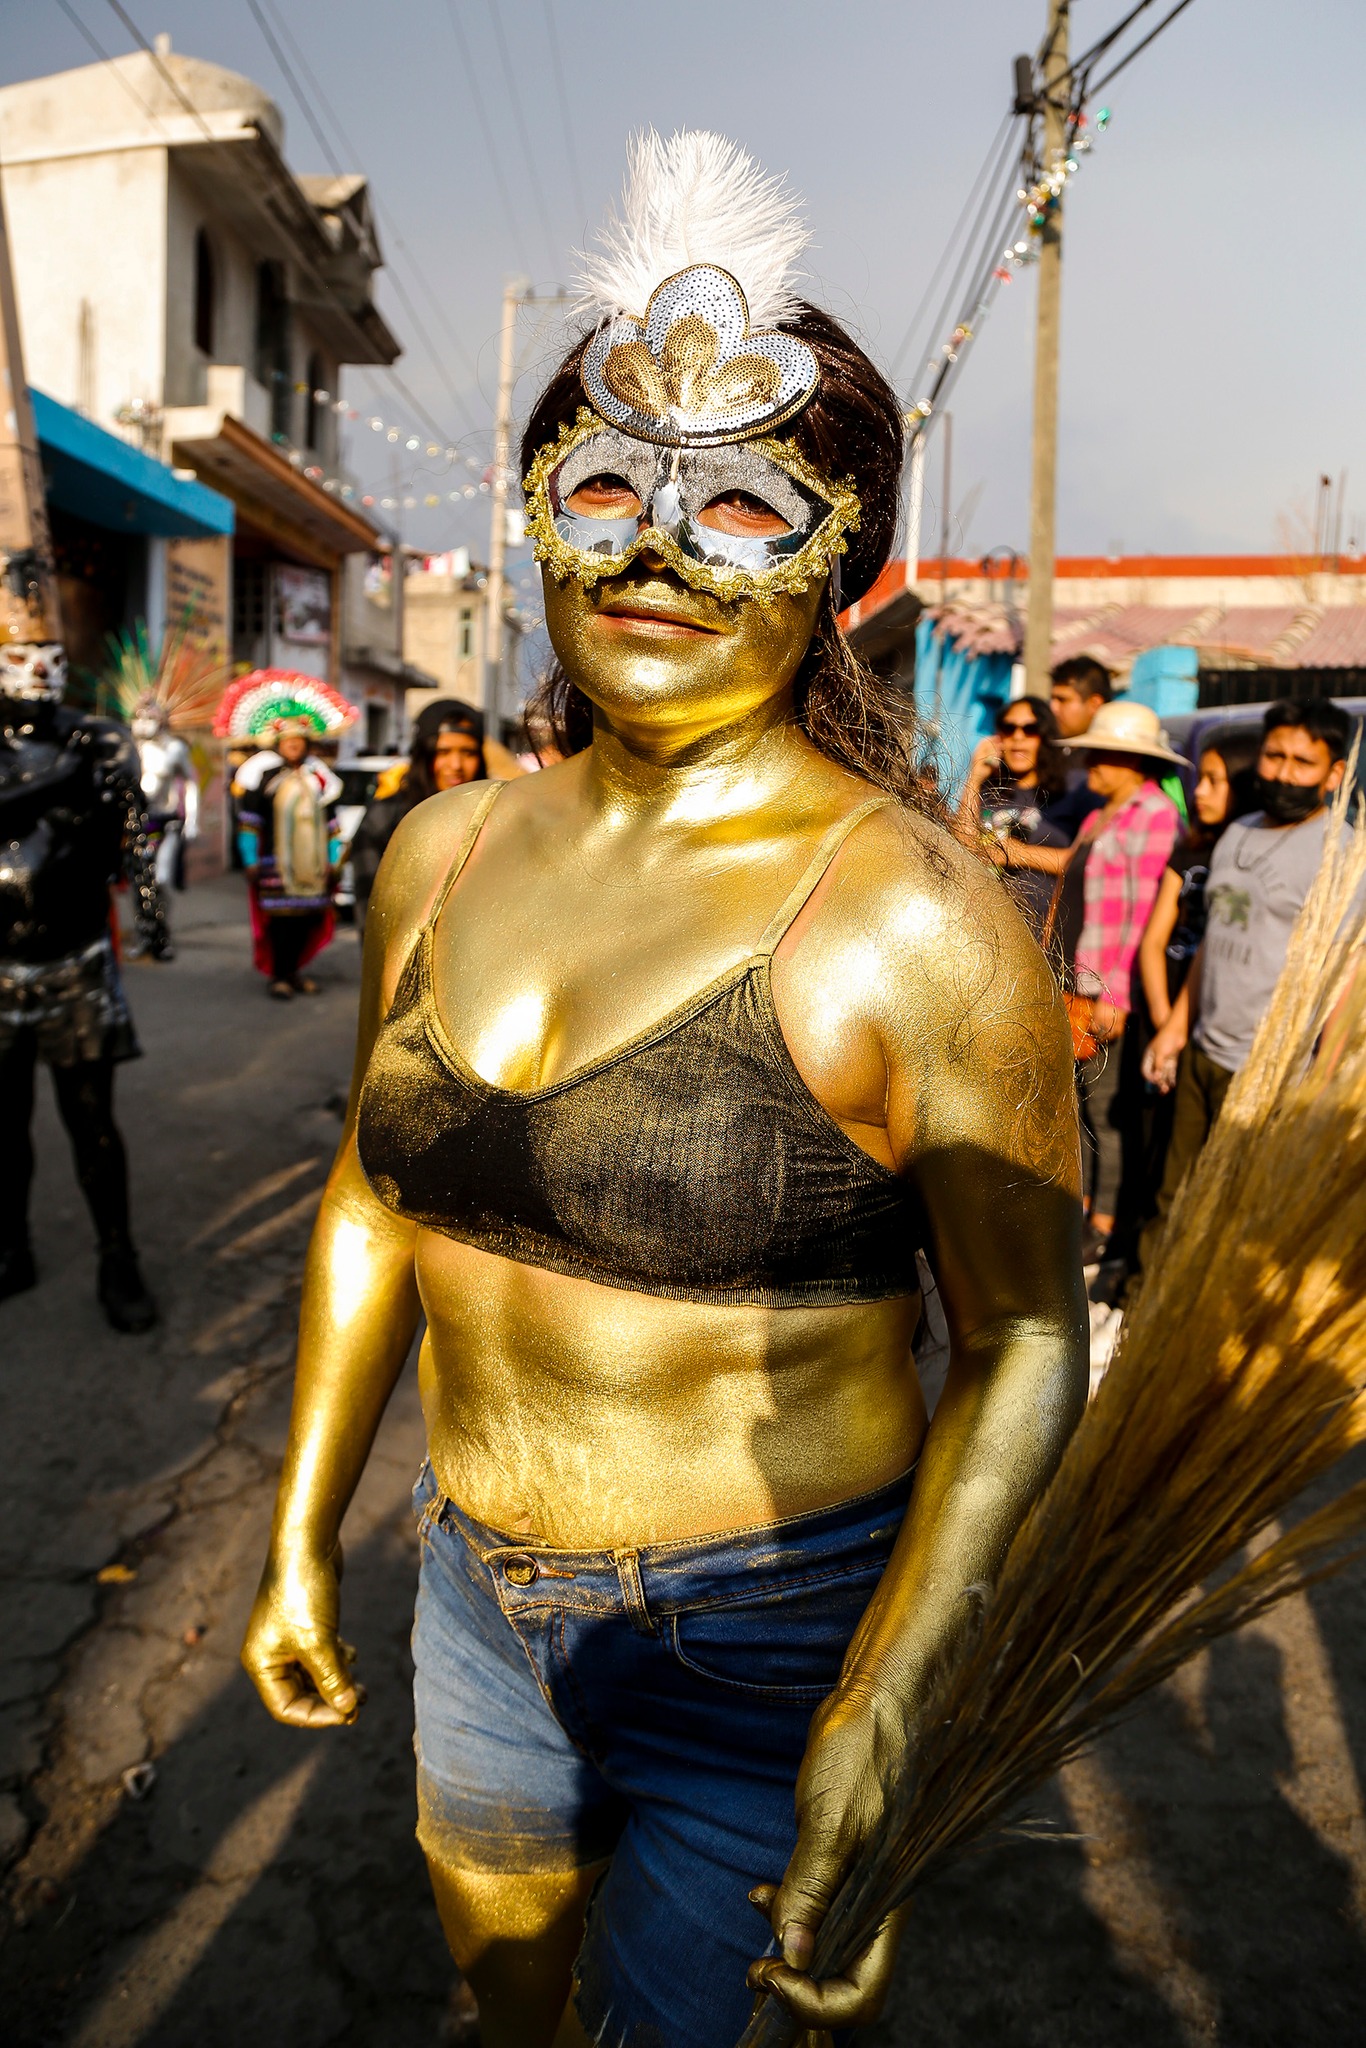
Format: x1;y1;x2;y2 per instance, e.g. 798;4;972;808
242;133;1088;2048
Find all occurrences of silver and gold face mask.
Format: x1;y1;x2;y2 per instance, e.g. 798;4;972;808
524;409;860;606
525;265;859;605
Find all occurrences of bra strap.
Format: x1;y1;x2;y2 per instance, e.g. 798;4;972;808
755;796;893;957
426;781;507;929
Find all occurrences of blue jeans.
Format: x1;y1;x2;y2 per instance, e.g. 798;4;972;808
411;1460;912;2047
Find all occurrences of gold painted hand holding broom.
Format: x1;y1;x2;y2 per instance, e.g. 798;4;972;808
741;782;1366;2045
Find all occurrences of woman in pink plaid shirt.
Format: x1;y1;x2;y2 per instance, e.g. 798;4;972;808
1063;702;1184;1251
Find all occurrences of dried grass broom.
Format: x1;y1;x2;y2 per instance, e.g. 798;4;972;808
738;776;1366;2046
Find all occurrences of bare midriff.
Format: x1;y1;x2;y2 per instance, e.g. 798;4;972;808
415;1232;926;1547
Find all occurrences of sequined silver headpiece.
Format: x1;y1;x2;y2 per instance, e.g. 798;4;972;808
581;265;819;448
574;131;821;449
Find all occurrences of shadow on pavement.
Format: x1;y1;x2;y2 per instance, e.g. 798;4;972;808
7;1476;457;2048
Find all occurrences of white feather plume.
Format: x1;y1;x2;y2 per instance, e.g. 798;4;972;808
576;130;812;328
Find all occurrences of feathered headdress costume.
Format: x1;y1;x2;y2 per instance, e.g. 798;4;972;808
99;619;229;731
213;670;356;743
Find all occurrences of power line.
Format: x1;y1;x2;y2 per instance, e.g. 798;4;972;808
239;0;482;434
441;0;533;275
53;0;166;125
244;0;483;397
889;115;1013;379
1090;0;1199;95
1066;0;1159;86
899;114;1025;394
913;123;1026;406
483;0;562;281
242;0;342;174
540;0;586;230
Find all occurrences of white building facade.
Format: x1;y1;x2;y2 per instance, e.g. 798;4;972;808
0;41;414;748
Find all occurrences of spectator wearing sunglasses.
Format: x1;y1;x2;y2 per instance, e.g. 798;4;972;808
959;695;1070;936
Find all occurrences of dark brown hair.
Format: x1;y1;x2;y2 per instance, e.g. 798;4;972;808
1050;655;1113;704
992;694;1068;803
521;305;946;818
405;697;486;801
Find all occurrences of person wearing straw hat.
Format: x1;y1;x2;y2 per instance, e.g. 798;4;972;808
1058;699;1184;1257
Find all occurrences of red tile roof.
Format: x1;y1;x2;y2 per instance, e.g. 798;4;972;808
844;562;1366;673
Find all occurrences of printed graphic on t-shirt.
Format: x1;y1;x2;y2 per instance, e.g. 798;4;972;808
1206;883;1251;931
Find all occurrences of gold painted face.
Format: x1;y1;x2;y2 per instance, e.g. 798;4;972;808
542;546;826;740
524;410;860;608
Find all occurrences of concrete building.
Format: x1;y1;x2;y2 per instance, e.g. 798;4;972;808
0;40;407;746
401;550;526;734
402;551;486;707
847;551;1366;697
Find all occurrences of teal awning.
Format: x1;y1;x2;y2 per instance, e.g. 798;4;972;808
32;389;234;539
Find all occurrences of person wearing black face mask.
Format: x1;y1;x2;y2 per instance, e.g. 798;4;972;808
1255;770;1332;827
1138;695;1352;1265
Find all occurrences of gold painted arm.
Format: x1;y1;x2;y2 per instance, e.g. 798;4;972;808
760;855;1088;2023
241;786;487;1728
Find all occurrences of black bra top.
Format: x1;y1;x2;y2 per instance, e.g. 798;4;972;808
356;785;923;1306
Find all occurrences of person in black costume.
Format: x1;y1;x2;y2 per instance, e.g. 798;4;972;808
0;639;168;1330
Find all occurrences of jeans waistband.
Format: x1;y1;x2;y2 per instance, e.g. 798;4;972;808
417;1461;913;1621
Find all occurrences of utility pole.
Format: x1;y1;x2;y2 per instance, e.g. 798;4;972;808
0;163;63;650
483;274;529;739
903;432;926;591
1023;1;1069;697
937;412;955;608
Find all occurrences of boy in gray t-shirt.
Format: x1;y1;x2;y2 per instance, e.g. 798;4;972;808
1194;806;1330;1074
1138;696;1352;1275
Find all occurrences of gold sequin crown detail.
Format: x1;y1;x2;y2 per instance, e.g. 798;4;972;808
581;265;819;449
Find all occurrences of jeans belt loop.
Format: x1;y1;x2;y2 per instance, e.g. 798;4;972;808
613;1548;657;1637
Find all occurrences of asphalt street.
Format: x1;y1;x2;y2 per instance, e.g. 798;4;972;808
2;873;1365;2046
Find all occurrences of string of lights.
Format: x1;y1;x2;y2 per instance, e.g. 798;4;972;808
257;371;490;509
903;107;1109;447
900;0;1199;450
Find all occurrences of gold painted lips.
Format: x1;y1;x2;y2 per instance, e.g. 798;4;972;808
596;588;725;634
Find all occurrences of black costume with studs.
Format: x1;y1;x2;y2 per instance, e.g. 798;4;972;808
0;693;168;1326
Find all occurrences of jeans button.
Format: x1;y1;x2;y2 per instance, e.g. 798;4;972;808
503;1554;538;1587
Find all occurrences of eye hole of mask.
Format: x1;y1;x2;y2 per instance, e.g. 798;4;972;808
696;491;793;539
564;473;643;519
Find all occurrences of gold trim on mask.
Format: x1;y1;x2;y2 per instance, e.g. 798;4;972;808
523;409;861;606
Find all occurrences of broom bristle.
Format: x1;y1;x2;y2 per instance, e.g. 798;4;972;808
738;773;1366;2047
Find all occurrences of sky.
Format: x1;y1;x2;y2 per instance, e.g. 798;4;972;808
7;0;1366;613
